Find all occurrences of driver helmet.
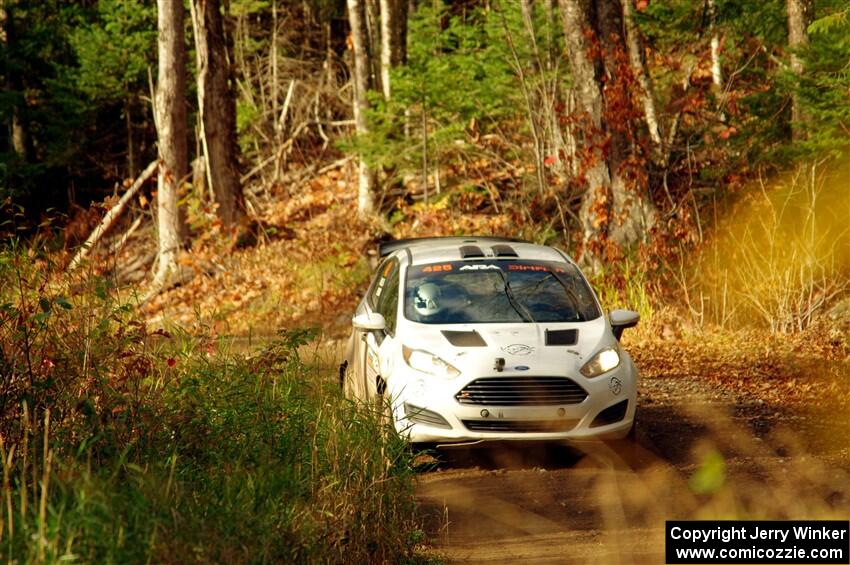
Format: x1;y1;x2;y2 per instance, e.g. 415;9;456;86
414;282;443;317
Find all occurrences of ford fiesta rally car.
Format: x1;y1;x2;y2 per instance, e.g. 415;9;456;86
341;237;640;446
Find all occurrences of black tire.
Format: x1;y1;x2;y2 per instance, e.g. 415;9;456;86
338;359;348;390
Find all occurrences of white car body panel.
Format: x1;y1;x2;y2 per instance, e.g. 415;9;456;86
345;238;639;445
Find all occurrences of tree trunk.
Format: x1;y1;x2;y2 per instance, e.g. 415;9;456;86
708;0;725;120
559;0;655;259
596;0;655;248
68;160;159;271
559;0;612;256
379;0;406;101
153;0;189;288
2;4;28;160
622;0;662;154
365;0;381;95
787;0;810;140
190;0;244;227
347;0;375;217
520;0;542;68
379;0;393;100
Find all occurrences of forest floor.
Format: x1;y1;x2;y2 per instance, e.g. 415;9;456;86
121;162;850;563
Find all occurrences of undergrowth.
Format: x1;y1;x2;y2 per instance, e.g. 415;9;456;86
0;242;424;563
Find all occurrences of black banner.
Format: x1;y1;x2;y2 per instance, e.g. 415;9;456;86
666;520;849;564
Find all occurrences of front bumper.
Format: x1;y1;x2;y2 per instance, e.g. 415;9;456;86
388;362;637;444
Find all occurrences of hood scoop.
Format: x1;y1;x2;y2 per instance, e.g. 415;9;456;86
442;330;488;347
546;329;578;346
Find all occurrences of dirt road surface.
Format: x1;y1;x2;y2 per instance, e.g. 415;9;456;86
416;364;850;564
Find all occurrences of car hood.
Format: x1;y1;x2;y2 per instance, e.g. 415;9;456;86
398;316;612;378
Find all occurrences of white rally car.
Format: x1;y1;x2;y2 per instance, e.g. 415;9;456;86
341;237;640;446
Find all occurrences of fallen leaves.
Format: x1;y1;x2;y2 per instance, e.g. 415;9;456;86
631;328;850;410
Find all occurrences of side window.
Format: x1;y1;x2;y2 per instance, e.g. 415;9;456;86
368;258;394;309
376;261;400;335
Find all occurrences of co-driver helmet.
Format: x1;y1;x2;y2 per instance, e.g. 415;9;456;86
414;282;442;317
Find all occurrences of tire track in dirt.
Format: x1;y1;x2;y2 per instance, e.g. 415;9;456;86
415;371;850;564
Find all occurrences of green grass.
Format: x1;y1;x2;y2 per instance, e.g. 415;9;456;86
0;243;425;563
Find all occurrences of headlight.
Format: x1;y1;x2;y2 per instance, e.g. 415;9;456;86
580;347;620;378
402;345;460;379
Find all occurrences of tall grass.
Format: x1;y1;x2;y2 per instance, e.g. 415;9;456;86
674;163;849;333
589;258;656;321
0;242;423;563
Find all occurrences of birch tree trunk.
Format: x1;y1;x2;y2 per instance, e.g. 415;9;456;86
622;0;662;153
787;0;811;140
347;0;375;217
379;0;407;101
708;0;725;120
190;0;244;227
153;0;189;288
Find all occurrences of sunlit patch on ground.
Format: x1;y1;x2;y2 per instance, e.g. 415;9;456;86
416;353;850;564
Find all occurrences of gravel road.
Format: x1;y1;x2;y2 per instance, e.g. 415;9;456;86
415;365;850;564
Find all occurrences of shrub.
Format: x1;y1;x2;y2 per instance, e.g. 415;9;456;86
0;245;421;563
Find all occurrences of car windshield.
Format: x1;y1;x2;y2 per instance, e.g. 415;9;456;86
404;260;600;324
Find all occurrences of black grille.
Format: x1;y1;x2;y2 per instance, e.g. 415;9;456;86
462;419;578;433
455;377;588;406
590;400;629;428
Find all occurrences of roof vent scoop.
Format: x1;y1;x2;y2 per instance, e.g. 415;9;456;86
459;245;485;258
491;244;518;257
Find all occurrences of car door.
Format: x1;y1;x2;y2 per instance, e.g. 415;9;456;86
362;258;400;399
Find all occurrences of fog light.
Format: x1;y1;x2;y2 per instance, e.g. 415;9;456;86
480;409;490;418
557;408;566;417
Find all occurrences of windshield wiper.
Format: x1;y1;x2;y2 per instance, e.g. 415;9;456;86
549;272;585;321
517;272;585;322
494;268;535;323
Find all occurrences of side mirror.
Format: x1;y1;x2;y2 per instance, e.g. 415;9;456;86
609;309;639;341
352;312;386;332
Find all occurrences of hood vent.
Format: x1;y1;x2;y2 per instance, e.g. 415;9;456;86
442;330;487;347
545;329;578;346
491;244;518;257
459;245;485;258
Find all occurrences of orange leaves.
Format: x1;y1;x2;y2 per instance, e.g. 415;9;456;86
631;326;850;410
719;126;738;140
589;187;611;230
102;194;120;210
